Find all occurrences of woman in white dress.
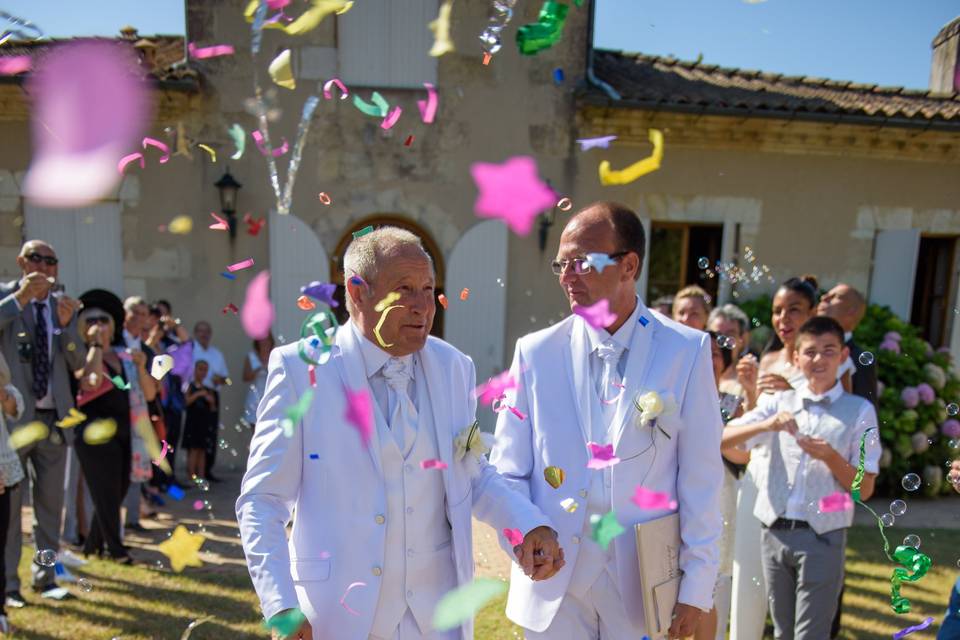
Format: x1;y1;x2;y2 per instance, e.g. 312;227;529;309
241;334;274;427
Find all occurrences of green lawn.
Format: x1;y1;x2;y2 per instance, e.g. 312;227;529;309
2;525;954;639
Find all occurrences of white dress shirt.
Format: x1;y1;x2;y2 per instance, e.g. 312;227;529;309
350;322;419;415
123;328;142;351
193;340;229;388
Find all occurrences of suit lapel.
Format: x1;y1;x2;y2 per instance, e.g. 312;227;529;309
567;318;592;444
418;340;455;498
613;304;659;451
333;323;385;476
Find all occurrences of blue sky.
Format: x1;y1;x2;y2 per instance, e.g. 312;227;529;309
3;0;957;89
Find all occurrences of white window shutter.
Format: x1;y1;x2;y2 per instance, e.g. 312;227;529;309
869;229;920;320
268;212;330;345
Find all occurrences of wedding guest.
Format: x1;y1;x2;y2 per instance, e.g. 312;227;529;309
708;304;759;410
651;295;673;317
672;285;712;331
939;459;960;639
818;284;876;406
184;361;217;482
241;334;274;427
0;352;25;634
150;301;189;485
191;321;228;482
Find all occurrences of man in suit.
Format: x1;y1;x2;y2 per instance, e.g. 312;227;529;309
237;227;564;640
0;240;85;605
819;284;877;406
489;202;723;639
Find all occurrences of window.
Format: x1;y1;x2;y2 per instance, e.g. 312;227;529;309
329;217;446;338
911;235;957;347
647;222;723;304
337;0;438;88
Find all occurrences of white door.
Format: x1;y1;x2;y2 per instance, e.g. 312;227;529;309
24;202;124;297
268;212;330;345
445;221;507;432
869;229;920;320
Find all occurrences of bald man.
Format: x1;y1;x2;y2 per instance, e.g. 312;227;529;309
818;284;877;407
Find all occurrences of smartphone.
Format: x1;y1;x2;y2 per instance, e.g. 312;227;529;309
50;283;65;295
719;392;742;423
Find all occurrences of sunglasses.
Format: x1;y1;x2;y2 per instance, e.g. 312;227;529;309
25;253;58;266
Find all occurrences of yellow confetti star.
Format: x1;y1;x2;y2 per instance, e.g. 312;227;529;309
158;525;206;573
82;418;117;445
9;421;49;450
55;408;87;429
428;0;455;57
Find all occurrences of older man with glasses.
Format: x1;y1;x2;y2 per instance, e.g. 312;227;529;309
0;240;86;606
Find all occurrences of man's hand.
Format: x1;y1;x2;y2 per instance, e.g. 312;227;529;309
268;610;312;640
757;373;794;395
796;436;838;462
15;272;51;306
514;526;565;581
56;295;80;327
131;350;148;370
770;411;799;436
668;602;704;639
948;459;959;493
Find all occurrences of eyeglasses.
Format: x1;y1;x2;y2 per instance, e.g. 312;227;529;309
25;253;58;266
86;316;111;325
551;252;629;276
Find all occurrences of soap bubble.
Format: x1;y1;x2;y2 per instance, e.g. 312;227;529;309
34;549;57;566
697;257;709;270
902;473;921;491
858;352;875;366
890;500;907;516
880;513;895;527
948;403;959;416
903;534;921;549
78;578;93;593
556;197;572;211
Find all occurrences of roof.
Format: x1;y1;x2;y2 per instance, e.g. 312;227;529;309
0;34;196;86
588;49;960;130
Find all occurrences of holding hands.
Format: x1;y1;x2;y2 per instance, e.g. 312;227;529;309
514;526;565;581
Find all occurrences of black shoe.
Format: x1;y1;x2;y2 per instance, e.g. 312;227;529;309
4;591;25;608
125;523;148;533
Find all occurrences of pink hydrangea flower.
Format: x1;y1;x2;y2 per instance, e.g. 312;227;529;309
942;419;960;439
880;339;901;354
884;331;902;342
916;383;936;405
901;387;919;409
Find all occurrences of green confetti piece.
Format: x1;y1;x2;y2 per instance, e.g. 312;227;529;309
515;1;570;56
263;608;306;638
352;92;389;117
285;389;314;426
228;123;246;159
590;510;625;550
432;578;507;631
110;375;130;391
352;225;374;239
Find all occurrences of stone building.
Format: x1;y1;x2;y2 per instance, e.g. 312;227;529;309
0;4;959;457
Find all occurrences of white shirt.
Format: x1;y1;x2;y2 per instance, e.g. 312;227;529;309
192;340;229;389
123;328;142;351
733;381;880;520
583;297;641;414
350;321;419;416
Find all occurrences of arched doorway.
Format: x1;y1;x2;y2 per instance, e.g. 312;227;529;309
329;216;446;338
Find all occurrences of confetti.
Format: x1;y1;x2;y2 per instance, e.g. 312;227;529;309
228;124;246;159
502;528;524;546
55;408;87;428
553;67;565;84
428;0;455;57
340;581;366;616
433;579;507;631
585;253;617;273
153;439;170;466
516;0;570;55
322;78;349;100
158;525;205;572
599;129;663;186
474;370;517;407
544;466;565;489
228;258;255;272
590;510;625;550
573;299;617;330
197;143;217;162
297;295;316;310
193;499;205;511
209;212;230;231
264;609;307;637
575;135;617;151
244;0;353;36
0;56;31;75
374;292;401;313
142;137;171;163
188;43;236;59
82;418;117;445
471;156;556;236
167;485;185;500
222;303;240;315
417;83;439;124
819;491;853;513
220;272;237;280
179;617;214;640
437;293;448;309
352;91;390;118
111;375;131;391
380;106;403;130
421;459;448;470
374;305;403;348
318;192;332;205
244;212;266;236
460;288;470;301
301;281;339;307
892;617;935;640
268;49;296;90
344;387;374;448
586;442;620;470
10;421;49;449
560;497;578;512
167;216;193;234
404;135;415;147
118;153;145;174
283;389;314;436
352;225;373;238
482;52;492;65
556;197;573;211
241;271;275;340
309;453;319;460
251;130;290;157
631;486;678;510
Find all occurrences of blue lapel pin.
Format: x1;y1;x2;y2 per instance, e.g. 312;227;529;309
639;315;649;327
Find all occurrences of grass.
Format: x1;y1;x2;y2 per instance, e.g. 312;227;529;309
1;525;954;639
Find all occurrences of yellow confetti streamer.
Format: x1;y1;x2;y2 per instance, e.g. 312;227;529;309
158;524;206;572
9;421;49;449
268;49;296;90
55;408;87;429
244;0;353;36
82;418;117;445
428;0;455;57
197;144;217;163
598;128;663;186
374;305;403;349
374;292;401;313
167;216;193;235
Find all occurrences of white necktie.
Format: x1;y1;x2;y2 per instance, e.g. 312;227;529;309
596;340;625;436
382;357;417;454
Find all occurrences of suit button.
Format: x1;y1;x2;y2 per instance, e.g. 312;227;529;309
572;535;581;544
404;464;413;473
407;590;414;598
375;514;385;524
406;507;414;515
372;566;382;576
579;489;588;498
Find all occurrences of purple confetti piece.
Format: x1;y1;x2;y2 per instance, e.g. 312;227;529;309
892;617;934;640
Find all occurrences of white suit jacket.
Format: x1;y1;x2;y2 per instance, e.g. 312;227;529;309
489;303;723;632
236;323;552;640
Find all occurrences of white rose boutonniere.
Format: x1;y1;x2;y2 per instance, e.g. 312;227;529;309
634;391;677;439
454;420;495;462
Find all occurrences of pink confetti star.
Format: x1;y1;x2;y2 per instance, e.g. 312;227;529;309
818;491;853;513
573;299;618;330
344;387;373;448
474;370;517;407
470;156;557;236
586;442;620;470
502;528;524;546
631;486;678;510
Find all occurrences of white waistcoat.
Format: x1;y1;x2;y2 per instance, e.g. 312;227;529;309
370;367;456;637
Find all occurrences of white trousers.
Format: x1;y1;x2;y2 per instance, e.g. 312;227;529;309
730;472;767;640
368;609;459;640
524;570;646;640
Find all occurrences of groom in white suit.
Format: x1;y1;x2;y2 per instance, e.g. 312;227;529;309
237;227;563;640
489;202;723;639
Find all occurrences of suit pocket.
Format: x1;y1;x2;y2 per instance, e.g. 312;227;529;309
290;558;331;582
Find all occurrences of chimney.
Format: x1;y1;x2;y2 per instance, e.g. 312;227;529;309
930;16;960;94
119;25;139;41
134;38;158;73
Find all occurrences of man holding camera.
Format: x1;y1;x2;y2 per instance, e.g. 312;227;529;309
0;240;85;605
